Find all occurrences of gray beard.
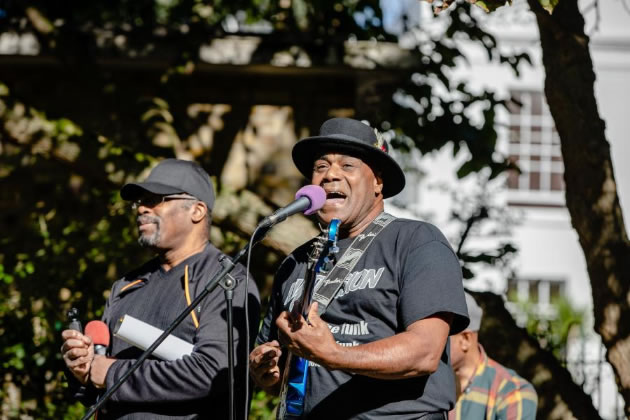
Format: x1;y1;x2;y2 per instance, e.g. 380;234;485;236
137;215;161;248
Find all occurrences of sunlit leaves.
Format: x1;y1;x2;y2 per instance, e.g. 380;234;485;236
537;0;559;14
424;0;512;13
470;0;513;13
516;297;586;360
0;264;14;285
3;344;26;370
423;0;557;14
0;85;148;419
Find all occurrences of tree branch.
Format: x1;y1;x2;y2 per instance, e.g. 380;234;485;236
475;291;602;419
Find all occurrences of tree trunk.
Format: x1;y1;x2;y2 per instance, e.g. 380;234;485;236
475;291;601;419
528;0;630;415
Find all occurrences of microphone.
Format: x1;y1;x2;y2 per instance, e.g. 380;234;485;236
67;307;83;333
258;185;326;229
85;320;110;356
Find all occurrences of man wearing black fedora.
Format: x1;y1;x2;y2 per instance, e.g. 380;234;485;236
250;118;469;419
61;159;260;419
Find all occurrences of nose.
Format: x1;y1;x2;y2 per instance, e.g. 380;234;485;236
136;204;151;214
321;163;342;183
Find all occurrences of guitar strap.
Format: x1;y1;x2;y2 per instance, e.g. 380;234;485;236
312;212;396;316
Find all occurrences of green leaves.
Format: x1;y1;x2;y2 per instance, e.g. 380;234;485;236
250;390;280;419
0;82;151;418
3;344;26;370
424;0;558;14
426;0;513;13
470;0;512;13
0;264;14;285
518;297;586;360
538;0;560;14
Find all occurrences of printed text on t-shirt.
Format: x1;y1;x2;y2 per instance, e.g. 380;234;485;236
284;267;385;311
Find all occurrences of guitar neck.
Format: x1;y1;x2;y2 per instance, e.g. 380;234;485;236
292;244;321;318
277;219;340;420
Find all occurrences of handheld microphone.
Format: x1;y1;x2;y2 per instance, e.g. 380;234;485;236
258;185;326;229
85;320;110;356
67;308;83;333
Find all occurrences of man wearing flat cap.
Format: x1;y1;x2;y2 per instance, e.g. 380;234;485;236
449;293;537;420
61;159;260;419
251;118;469;419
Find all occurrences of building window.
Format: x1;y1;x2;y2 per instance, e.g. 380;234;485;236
505;90;565;205
507;277;566;311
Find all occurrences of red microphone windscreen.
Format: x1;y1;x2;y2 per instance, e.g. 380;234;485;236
85;320;110;347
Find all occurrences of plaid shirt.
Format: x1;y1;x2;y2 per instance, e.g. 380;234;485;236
449;345;538;420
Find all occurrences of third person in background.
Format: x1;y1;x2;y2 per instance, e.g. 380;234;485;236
449;292;538;420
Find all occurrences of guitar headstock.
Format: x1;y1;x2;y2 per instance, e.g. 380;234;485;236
298;219;342;317
317;219;340;275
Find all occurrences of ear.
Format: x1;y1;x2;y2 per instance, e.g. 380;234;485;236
450;333;461;349
373;172;384;196
190;201;207;224
458;331;473;352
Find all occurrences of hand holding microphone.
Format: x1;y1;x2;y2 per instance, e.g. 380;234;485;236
84;321;114;389
61;309;94;384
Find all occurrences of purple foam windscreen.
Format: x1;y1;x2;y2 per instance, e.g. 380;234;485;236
295;185;326;215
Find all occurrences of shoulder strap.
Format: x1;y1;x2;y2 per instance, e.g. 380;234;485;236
312;212;396;315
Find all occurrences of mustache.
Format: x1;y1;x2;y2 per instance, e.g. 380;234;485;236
137;215;161;226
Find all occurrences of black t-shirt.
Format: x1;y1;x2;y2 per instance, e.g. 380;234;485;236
258;217;469;419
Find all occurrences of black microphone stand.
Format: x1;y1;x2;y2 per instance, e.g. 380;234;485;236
81;226;270;420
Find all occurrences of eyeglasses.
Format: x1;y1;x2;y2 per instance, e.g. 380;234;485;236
131;194;198;210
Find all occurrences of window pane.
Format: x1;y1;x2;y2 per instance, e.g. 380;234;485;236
507;278;519;301
530;171;541;190
509;92;522;114
529;280;539;303
551;173;564;191
530;129;541;144
550;282;563;301
507;171;520;189
531;93;543;116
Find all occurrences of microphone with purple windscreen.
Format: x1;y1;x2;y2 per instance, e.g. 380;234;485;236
258;185;326;228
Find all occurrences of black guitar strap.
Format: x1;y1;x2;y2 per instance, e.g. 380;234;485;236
312;212;396;316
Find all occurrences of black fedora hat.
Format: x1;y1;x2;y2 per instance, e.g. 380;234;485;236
292;117;406;198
